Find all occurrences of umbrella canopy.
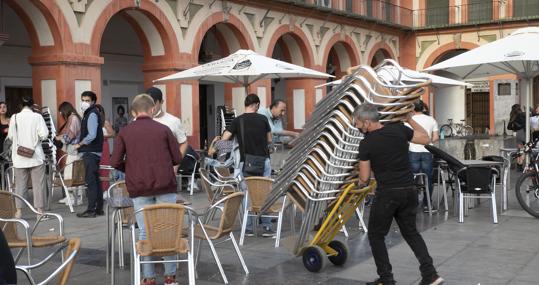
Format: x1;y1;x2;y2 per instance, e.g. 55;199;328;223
316;66;469;89
424;27;539;142
155;49;332;85
424;27;539;79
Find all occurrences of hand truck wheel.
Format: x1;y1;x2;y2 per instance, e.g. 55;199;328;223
302;245;327;272
328;240;349;266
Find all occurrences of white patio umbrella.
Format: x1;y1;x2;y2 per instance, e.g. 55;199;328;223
424;27;539;142
315;66;470;89
155;49;333;93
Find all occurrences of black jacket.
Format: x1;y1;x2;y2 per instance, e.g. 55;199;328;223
79;105;104;153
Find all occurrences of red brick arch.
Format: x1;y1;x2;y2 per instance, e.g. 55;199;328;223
191;12;255;60
367;42;396;66
422;41;480;70
6;0;64;54
90;0;180;59
266;25;315;68
321;34;360;70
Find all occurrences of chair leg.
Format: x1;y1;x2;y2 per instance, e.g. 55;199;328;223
106;206;111;274
341;223;349;238
275;202;286;248
425;177;432;215
492;190;498;224
194;238;203;270
111;210;117;284
230;232;249;275
290;204;296;234
118;212;125;269
188;250;195;285
189;174;194;196
442;171;449;212
206;238;228;284
356;205;368;233
239;207;249;246
458;191;464;223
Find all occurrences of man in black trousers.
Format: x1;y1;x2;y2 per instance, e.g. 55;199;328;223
354;103;443;285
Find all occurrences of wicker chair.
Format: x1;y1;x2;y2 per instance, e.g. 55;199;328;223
0;191;65;266
51;156;86;213
199;169;236;206
240;177;287;248
131;203;195;285
105;181;133;284
193;192;248;284
16;238;81;285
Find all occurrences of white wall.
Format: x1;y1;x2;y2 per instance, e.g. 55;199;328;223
433;86;466;127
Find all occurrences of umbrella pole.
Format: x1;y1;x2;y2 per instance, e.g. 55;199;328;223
526;78;532;144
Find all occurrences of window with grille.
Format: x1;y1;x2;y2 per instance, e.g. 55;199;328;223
514;0;539;18
346;0;353;12
426;0;449;26
468;0;492;23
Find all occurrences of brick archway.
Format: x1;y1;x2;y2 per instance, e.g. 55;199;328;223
191;12;255;61
322;34;360;78
367;42;396;66
266;25;315;68
89;0;179;59
423;41;480;69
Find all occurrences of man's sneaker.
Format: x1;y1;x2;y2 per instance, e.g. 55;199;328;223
244;230;255;237
141;278;156;285
261;226;276;238
420;275;444;285
366;278;396;285
164;275;179;285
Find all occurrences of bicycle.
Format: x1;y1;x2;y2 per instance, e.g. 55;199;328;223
514;138;539;218
439;118;474;137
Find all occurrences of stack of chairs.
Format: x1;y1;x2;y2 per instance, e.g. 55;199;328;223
40;107;57;163
260;59;431;255
216;105;236;135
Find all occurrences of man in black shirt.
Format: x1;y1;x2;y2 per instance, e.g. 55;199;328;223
221;93;274;236
355;103;443;285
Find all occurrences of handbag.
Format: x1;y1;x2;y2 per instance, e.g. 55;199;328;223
14;115;37;158
240;117;266;177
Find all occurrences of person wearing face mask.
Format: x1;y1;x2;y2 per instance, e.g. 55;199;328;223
110;94;181;285
74;91;104;218
354;103;443;285
258;99;299;145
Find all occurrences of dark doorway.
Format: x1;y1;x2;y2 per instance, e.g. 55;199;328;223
466;89;490;134
5;87;32;115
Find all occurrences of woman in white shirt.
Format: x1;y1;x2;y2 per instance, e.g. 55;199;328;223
8;95;49;218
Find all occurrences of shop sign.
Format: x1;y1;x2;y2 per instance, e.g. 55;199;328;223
468;81;490;92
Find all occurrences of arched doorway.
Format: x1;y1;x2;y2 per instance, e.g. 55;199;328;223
269;31;315;132
100;14;144;134
324;41;359;95
196;22;251;147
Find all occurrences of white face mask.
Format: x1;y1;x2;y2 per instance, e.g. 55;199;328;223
81;101;91;112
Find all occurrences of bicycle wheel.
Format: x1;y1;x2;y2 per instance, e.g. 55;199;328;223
463;125;474;136
439;124;453;137
515;172;539;218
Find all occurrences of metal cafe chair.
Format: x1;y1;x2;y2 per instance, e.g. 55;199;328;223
413;172;432;214
194;192;248;284
16;238;81;285
456;166;499;224
0;191;65;267
131;203;195;285
240;177;287;247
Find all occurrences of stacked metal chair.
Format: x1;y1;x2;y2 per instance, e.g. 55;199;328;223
216;105;236;135
260;59;431;263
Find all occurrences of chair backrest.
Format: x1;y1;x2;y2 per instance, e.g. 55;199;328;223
216;192;244;236
70;160;86;186
460;166;495;194
199;168;215;203
244;177;273;212
108;181;134;223
142;203;185;256
425;145;465;173
481;155;504;182
0;191;19;242
214;167;231;179
57;238;81;285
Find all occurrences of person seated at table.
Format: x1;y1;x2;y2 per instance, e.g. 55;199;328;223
258;99;299;147
110;94;181;285
204;132;234;168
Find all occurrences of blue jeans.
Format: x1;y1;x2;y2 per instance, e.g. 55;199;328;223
409;152;434;206
237;158;272;230
132;192;178;278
